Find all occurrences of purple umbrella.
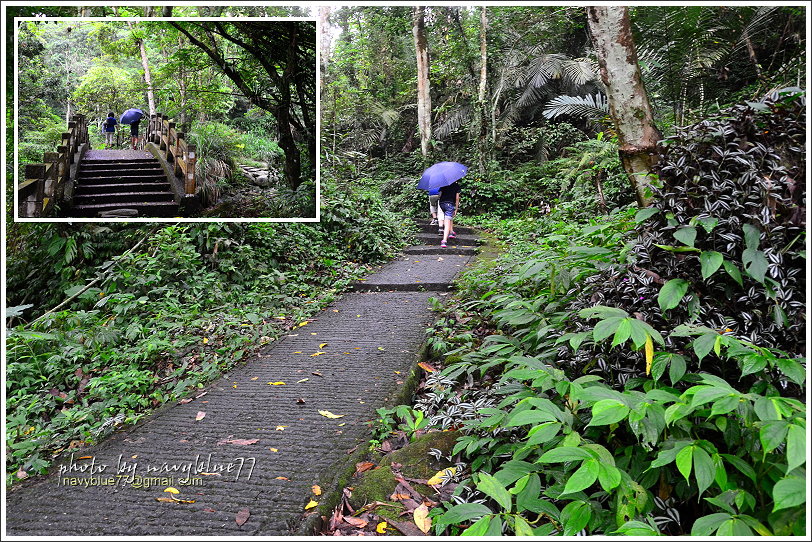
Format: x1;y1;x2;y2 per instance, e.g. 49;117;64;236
417;161;468;191
120;108;145;125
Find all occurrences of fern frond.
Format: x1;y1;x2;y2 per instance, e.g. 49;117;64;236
542;93;608;120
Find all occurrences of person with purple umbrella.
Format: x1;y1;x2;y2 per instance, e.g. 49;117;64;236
120;108;146;149
428;187;441;233
416;161;467;248
438;180;461;248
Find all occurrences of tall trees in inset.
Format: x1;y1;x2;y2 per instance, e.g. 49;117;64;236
587;6;661;207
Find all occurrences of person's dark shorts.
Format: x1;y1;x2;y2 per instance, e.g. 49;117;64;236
439;201;456;218
130;122;140;137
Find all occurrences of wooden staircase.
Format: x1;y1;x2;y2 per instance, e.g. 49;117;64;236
71;155;178;217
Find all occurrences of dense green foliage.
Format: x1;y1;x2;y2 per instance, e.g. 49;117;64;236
401;93;806;536
5;176;411;485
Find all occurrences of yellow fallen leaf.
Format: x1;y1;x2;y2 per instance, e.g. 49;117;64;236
294;351;302;354
318;410;344;419
413;503;431;533
376;522;388;534
233;385;238;388
311;333;317;335
427;466;457;486
274;316;286;320
202;337;209;344
394;371;401;375
312;484;322;496
333;309;339;312
275;476;289;480
319;343;328;349
338;422;346;427
304;499;318;510
296;378;309;383
644;335;654;376
268;381;286;386
270;448;279;452
275;425;288;431
164;487;180;494
298;321;309;327
195;411;206;421
250;377;259;381
311;352;325;357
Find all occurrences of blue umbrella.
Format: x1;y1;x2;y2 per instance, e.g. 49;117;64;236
120;108;145;125
417;161;468;191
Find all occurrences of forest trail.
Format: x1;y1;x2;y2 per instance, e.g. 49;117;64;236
5;223;479;536
69;150;177;218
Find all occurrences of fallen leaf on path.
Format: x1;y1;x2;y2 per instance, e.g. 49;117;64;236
387;518;427;537
413;503;431;533
195;411;206;421
202;507;216;513
319;343;328;348
179;398;193;404
311;352;325;357
164;487;180;494
378;347;385;351
389;492;411;501
270;447;278;452
155;497;195;504
312;371;323;377
250;377;259;381
426;466;457;486
312;484;322;496
202;337;209;344
344;516;368;528
275;476;289;480
338;422;346;427
304;499;319;510
236;508;250;526
268;381;286;386
198;472;221;476
16;469;28;479
296;378;309;383
217;438;259;445
355;461;376;474
298;321;309;327
319;410;344;419
296;398;306;404
417;362;436;372
275;425;288;431
376;522;388;534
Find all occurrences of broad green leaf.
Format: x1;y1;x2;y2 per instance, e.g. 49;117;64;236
577;305;629;319
690;385;733;409
506;409;557;427
494;460;536;487
668;354;687;384
515;474;545;514
785;424;806;473
592;316;625;343
476;472;512;512
513;514;534;536
709;395;739;417
693;446;715;498
716;519;753;536
461;515;493;536
526;422;561;446
742;248;768;283
772;477;806;512
597;463;622;491
560;501;591;536
722;260;743;286
673;226;697;247
433;503;493;528
720;454;757;484
675;445;694;482
690;513;732;536
588;399;630;427
658;279;690;312
537;447;593;463
775;357;805;385
612;520;660;536
759;420;789;453
742;223;761;250
696;216;719;233
611;318;632;347
700;251;724;279
561;458;599;495
664;402;694;425
754;397;782;421
634;207;658;223
692;333;718;361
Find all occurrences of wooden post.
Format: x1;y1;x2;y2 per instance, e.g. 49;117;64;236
158;113;167;151
56;145;70;184
185;144;196;195
43;152;59;201
23;164;46;217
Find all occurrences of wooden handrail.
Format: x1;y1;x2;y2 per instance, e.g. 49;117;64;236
18;114;88;218
147;113;196;196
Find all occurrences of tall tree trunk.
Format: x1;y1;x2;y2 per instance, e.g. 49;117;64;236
412;6;432;159
476;7;489;176
587;6;661;207
127;21;157;115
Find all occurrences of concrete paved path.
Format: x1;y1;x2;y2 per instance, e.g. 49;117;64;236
4;223;478;536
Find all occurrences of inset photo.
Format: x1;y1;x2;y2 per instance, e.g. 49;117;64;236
15;17;317;220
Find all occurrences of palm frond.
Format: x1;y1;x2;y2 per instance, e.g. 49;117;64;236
434;104;473;140
542;93;608;120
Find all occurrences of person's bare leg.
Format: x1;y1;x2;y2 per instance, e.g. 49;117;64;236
442;215;452;244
